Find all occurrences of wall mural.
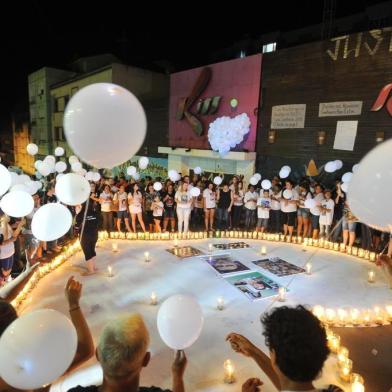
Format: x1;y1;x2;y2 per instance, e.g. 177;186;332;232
371;83;392;117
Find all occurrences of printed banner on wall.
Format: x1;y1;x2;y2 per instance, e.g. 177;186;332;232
110;156;168;179
271;104;306;129
333;121;358;151
319;101;362;117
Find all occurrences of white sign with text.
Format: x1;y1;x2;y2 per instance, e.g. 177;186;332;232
319;101;362;117
271;104;306;129
333;120;358;151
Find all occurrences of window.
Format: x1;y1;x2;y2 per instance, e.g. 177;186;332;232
55;95;69;112
262;42;277;53
54;127;65;141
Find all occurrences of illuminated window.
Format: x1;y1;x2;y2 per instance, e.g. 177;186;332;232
262;42;277;53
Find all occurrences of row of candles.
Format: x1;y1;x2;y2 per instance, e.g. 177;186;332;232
101;230;378;262
313;305;392;328
326;327;365;391
11;240;82;310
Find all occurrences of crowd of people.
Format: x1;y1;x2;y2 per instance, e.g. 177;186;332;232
0;275;345;392
2;171;392;284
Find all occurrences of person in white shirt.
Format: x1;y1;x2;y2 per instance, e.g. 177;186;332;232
152;195;164;233
232;181;244;229
297;183;312;238
113;185;132;233
319;190;335;239
128;183;146;232
203;182;216;231
257;190;271;233
280;180;299;242
99;185;114;232
244;185;258;230
175;182;193;233
269;185;282;234
309;184;324;239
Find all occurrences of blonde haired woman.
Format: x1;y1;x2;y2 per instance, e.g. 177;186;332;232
175;182;193;233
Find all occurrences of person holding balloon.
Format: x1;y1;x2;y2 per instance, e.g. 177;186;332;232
280;180;299;242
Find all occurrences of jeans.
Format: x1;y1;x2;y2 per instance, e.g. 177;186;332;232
177;207;191;233
319;224;331;238
244;208;257;230
191;208;204;230
102;211;113;232
232;205;243;229
270;210;281;233
216;208;230;230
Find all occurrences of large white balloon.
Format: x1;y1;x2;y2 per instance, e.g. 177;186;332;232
153;182;163;192
193;166;202;175
138;157;149;170
55;161;67;173
10;184;29;193
261;179;272;190
32;203;73;241
324;161;337;173
0;164;11;196
126;166;137;176
64;83;147;169
190;187;200;197
0;191;34;217
348;139;392;231
26;143;38;156
249;176;258;186
214;176;223;186
54;147;65;156
55;173;90;206
283;189;293;199
342;172;353;183
0;309;77;390
157;294;204;350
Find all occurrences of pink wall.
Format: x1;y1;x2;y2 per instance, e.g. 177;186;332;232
169;54;262;151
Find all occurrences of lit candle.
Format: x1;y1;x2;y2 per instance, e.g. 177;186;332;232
312;305;325;321
385;305;392;321
334;243;339;251
352;246;358;256
350;308;360;325
112;242;118;252
328;332;340;353
144;251;150;262
362;309;372;326
174;238;179;247
358;248;365;258
217;296;225;310
339;358;352;382
302;242;308;252
368;270;375;283
107;265;113;277
325;308;336;325
346;246;352;255
337;346;349;367
350;373;364;392
337;308;348;326
305;261;312;275
373;306;383;325
230;231;234;238
208;243;213;253
369;252;376;262
150;291;158;305
223;359;235;384
340;243;346;252
261;246;267;255
278;287;286;302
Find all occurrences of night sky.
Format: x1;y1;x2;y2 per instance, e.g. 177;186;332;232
0;0;388;127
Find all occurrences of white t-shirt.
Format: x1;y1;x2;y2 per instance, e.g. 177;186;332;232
113;191;128;212
233;190;244;206
257;197;271;219
153;201;164;217
310;193;324;216
203;189;216;209
175;190;192;209
298;191;312;209
128;191;143;208
244;191;258;210
100;191;113;212
269;190;281;210
281;189;299;213
319;198;335;225
0;224;14;259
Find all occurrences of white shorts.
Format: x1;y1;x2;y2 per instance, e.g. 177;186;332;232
129;205;142;214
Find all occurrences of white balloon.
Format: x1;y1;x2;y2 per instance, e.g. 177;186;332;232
190;187;200;197
153;182;162;191
352;164;360;173
324;161;337;173
24;180;39;195
19;174;30;184
10;184;29;193
342;172;353;183
63;83;147;168
32;203;72;241
283;189;293;199
279;169;290;179
54;147;65;156
26;143;38;156
193;166;202;175
38;163;51;177
127;166;137;176
0;191;34;217
0;309;77;390
0;164;11;196
85;171;94;181
157;294;204;350
214;176;223;186
44;155;56;165
249;176;258;186
281;165;291;173
304;198;316;209
92;172;101;182
68;155;79;165
168;170;179;182
132;172;140;181
9;172;21;186
56;173;65;181
139;157;149;170
55;161;67;173
34;181;42;190
334;160;343;170
78;169;87;177
55;173;90;206
348;139;392;231
253;173;262;181
34;160;43;170
261;179;272;190
71;162;82;172
341;182;349;193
